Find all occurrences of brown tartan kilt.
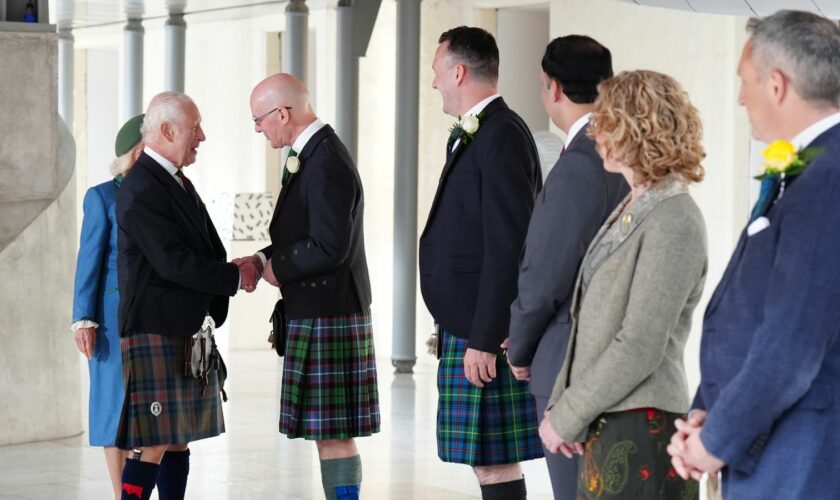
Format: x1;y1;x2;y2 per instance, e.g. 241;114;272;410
115;333;224;449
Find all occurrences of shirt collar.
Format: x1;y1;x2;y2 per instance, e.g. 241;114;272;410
291;118;326;154
463;94;500;118
791;112;840;150
144;146;179;177
565;113;591;148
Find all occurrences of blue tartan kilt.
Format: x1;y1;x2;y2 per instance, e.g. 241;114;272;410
279;310;381;440
115;333;224;449
437;331;544;465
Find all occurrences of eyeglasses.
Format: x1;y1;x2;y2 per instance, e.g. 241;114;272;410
253;106;292;125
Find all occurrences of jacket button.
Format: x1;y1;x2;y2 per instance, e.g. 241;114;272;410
293;249;298;255
311;282;316;288
322;280;327;285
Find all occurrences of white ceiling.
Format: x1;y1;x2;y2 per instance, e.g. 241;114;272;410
616;0;840;18
48;0;839;30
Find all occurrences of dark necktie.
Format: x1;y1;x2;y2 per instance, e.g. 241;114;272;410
281;149;298;188
176;170;200;207
749;176;780;222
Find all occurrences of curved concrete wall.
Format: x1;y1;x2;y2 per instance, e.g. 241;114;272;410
0;31;80;445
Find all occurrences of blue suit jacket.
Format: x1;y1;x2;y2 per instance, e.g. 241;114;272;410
695;123;840;498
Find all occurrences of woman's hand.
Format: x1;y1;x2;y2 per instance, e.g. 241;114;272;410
75;327;97;360
539;410;585;458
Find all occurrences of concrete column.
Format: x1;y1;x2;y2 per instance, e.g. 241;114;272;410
123;18;144;120
336;0;359;160
391;0;421;373
164;12;186;92
58;28;74;126
283;0;308;84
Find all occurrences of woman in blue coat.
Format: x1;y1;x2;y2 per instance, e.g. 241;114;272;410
72;114;144;499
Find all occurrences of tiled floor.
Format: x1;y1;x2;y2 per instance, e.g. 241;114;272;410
0;351;554;499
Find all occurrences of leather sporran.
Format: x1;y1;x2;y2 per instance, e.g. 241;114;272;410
184;315;227;400
268;299;287;357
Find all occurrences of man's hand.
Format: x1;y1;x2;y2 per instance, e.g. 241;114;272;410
232;254;264;274
75;326;97;360
668;411;724;480
262;259;280;287
463;347;496;388
539;410;584;458
238;262;259;292
500;338;530;381
668;410;706;480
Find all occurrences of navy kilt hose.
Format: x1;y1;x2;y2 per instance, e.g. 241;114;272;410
437;331;543;466
279;310;380;440
115;333;224;449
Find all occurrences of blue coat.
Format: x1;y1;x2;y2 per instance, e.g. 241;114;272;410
72;179;125;447
694;123;840;499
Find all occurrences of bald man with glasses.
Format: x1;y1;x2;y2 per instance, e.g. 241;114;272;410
235;73;378;500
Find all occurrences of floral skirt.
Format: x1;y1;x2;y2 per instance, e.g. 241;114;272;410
578;409;699;500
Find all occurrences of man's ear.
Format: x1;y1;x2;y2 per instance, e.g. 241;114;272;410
551;79;564;103
768;69;789;106
160;122;174;142
454;63;466;86
279;107;291;125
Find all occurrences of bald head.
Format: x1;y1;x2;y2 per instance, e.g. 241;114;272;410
250;73;317;149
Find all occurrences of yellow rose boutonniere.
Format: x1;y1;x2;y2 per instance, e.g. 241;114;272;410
755;140;823;180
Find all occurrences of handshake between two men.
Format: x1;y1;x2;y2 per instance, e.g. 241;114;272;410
233;254;281;293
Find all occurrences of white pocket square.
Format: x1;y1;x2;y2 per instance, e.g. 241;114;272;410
747;216;770;236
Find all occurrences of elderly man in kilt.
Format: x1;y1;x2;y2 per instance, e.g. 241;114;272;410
420;26;544;499
237;73;379;500
115;92;259;500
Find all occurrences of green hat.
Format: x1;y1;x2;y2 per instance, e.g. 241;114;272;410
114;113;145;157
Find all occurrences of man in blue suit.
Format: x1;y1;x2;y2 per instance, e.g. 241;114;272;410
668;10;840;499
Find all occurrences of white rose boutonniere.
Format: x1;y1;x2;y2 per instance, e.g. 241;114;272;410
447;112;485;150
285;155;300;174
461;114;480;135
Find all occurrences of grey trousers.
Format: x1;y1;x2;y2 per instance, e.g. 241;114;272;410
535;395;579;500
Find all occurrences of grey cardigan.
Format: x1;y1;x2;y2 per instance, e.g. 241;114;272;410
547;176;708;442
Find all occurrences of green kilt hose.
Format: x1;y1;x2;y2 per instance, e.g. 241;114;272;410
115;333;224;449
437;331;543;465
578;409;699;499
279;310;380;440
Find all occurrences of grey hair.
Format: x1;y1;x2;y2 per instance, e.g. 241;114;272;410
747;10;840;108
108;141;144;176
141;91;196;140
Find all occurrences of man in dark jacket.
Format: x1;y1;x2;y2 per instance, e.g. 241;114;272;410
505;36;627;500
116;91;258;500
236;73;378;500
420;26;543;500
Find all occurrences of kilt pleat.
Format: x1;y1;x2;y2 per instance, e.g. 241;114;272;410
437;331;544;465
279;310;380;440
115;333;224;449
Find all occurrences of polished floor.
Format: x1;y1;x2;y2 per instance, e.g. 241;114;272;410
0;351;554;499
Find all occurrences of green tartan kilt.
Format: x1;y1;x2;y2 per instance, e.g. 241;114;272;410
115;333;224;449
436;331;544;465
279;310;380;440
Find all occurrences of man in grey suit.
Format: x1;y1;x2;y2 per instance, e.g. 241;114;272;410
504;35;627;500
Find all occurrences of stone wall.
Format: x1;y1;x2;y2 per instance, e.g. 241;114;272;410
0;30;79;445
